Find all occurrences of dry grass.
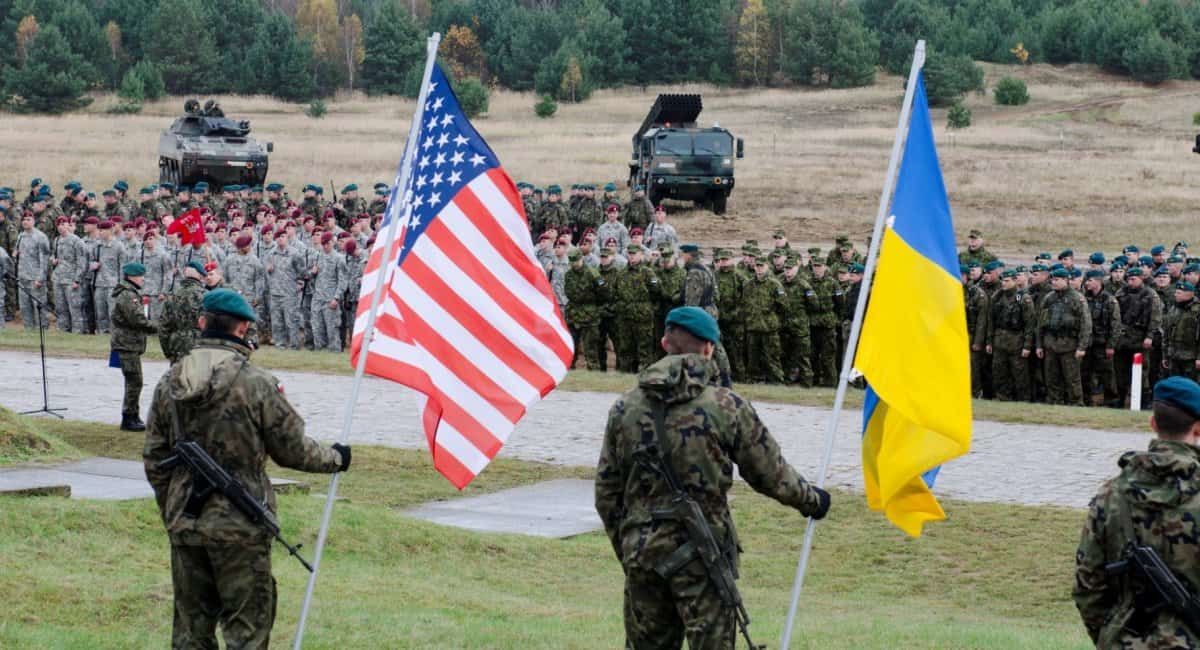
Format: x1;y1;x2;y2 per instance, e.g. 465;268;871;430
3;63;1199;259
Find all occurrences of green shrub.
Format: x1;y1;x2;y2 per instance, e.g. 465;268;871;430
947;102;971;129
993;77;1029;105
132;61;166;101
1124;31;1186;85
107;101;143;115
923;50;984;107
118;69;145;103
454;77;489;118
534;95;557;118
305;99;327;119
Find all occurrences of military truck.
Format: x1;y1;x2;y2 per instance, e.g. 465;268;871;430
158;99;273;188
628;94;743;214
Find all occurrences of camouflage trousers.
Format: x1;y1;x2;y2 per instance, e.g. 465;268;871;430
258;294;272;346
718;319;744;382
746;328;784;384
269;293;302;350
311;299;343;352
80;280;96;334
300;292;315;349
53;282;83;333
780;327;813;387
1114;348;1150;408
809;325;837;388
117;351;142;417
1168;358;1200;382
170;543;276;650
572;323;603;370
148;295;167;322
18;279;47;330
990;346;1029;402
1043;349;1084;406
616;312;655;373
598;316;617;371
94;285;114;333
1080;345;1119;406
623;563;736;650
3;270;15;321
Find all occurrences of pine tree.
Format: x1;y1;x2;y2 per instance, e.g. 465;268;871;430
4;24;93;113
361;0;422;95
145;0;219;94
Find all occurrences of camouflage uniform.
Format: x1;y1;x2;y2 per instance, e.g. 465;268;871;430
532;201;569;238
0;247;10;326
612;259;659;373
0;211;17;321
597;261;621;370
1074;439;1200;649
266;245;306;349
965;283;990;398
564;262;608;370
781;273;816;387
110;279;158;419
50;231;86;332
223;252;267;334
596;220;630;255
1165;298;1200;381
715;265;746;382
742;272;786;383
1082;287;1122;406
595;354;825;650
138;246;173;321
986;287;1034;401
15;228;50;329
620;195;654;230
653;260;685;359
958;246;998;267
159;278;206;364
1038;288;1093;406
808;274;841;387
1115;283;1163;407
298;246;317;349
680;258;731;384
310;248;349;352
142;336;344;649
93;239;126;333
571;196;603;239
342;251;365;348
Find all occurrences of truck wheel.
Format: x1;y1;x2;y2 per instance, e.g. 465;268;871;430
712;192;727;215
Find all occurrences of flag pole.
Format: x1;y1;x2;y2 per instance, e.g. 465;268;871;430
292;32;442;650
778;40;926;649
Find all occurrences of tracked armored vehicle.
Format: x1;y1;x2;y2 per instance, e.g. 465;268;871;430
158;99;273;188
628;94;743;214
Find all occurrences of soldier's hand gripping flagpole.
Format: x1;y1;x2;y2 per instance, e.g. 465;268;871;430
291;32;442;650
778;40;927;650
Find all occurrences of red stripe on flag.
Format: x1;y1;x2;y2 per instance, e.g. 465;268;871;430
432;438;477;490
453;185;558;306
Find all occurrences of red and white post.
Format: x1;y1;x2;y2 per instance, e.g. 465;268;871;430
1131;353;1143;411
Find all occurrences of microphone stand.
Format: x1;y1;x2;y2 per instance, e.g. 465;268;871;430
17;282;67;418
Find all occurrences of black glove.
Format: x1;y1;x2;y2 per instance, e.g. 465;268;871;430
332;443;352;472
808;487;831;520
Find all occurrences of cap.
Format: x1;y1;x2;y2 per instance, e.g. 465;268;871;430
968;229;982;238
122;262;145;277
202;288;257;322
680;243;699;254
665;306;720;343
1088;252;1105;264
1154;376;1200;419
1050;268;1070;278
1085;269;1105;279
1000;269;1017;279
185;261;206;276
1059;249;1074;259
234;234;253;249
342;184;358;193
1126;267;1144;277
1178;281;1197;292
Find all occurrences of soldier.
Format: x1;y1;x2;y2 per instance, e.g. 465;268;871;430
963;266;991;398
15;212;51;330
1074;376;1200;647
266;229;305;349
114;180;135;213
143;288;350;648
266;183;288;214
158;262;208;364
50;217;86;332
333;184;368;229
743;256;786;383
224;234;268;346
368;184;389;216
110;262;158;431
564;248;608;370
1036;268;1092;406
518;182;537;220
90;220;126;334
532;185;569;242
642;204;678;253
297;235;317;351
596;205;630;255
1081;270;1122;407
571;184;603;239
1164;282;1200;381
986;269;1034;401
0;195;17;322
595;306;830;649
612;244;658;373
138;232;173;321
678;244;731;386
1114;267;1162;408
780;254;816;386
620;185;654;231
714;250;745;382
341;239;365;348
808;258;840;387
652;244;685;360
958;229;998;266
0;245;10;327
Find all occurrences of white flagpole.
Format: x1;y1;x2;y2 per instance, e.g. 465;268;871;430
292;32;442;650
778;40;926;649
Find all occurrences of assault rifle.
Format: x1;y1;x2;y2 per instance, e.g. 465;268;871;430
1107;541;1200;637
157;440;314;572
646;402;763;650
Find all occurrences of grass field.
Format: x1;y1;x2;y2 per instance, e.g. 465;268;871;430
0;328;1151;432
0;63;1196;258
0;413;1092;648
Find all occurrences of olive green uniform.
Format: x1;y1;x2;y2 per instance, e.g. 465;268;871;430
987;287;1034;402
742;273;785;383
110;279;158;418
808;274;840;387
612;261;659;373
1038;288;1092;406
1115;284;1163;407
715;266;746;382
564;264;608;370
1082;288;1122;406
1165;298;1200;381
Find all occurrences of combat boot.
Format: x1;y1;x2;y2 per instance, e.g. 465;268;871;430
120;414;146;432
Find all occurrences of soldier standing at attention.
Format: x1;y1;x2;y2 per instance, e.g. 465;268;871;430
808;258;840;387
310;232;349;352
16;211;51;330
1037;268;1092;406
91;220;126;334
564;247;608;370
1114;267;1161;407
958;229;998;266
780;254;816;387
595;307;830;649
652;244;685;360
613;244;658;373
50;216;85;333
986;269;1034;402
139;232;173;321
159;262;208;364
620;185;654;231
532;185;569;241
1164;282;1200;381
110;262;158;431
715;250;746;382
1081;270;1122;407
143;289;350;649
1074;376;1200;647
743;255;786;383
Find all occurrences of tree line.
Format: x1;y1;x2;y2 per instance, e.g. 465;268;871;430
1;0;1198;114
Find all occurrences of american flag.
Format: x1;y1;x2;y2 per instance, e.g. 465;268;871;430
350;63;573;489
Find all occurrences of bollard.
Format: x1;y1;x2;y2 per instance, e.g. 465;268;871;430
1131;353;1143;411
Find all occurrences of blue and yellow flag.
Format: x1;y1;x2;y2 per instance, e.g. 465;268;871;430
855;73;972;537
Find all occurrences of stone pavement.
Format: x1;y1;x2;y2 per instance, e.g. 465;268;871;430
0;349;1148;510
0;456;300;500
405;479;601;538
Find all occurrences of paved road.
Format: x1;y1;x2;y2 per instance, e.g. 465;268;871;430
0;349;1146;509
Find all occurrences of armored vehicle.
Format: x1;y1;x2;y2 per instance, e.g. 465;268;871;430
158;99;273;188
628;94;743;214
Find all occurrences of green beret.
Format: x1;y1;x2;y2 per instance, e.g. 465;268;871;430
1186;264;1200;274
302;184;315;192
122;262;146;277
1088;252;1105;264
202;288;257;322
1154;267;1169;277
1084;269;1105;279
114;180;129;192
967;261;981;269
626;243;642;254
30;177;42;188
604;182;617;192
959;264;969;275
849;263;865;273
1139;255;1154;266
140;187;155;195
983;260;1003;272
1000;269;1017;279
1178;281;1197;292
160;182;175;191
1050;268;1069;278
665;306;720;344
376;187;389;196
266;183;284;192
1169;256;1184;264
567;248;582;261
548;184;562;194
1058;249;1074;259
1070;269;1082;278
680;243;699;254
342;184;358;193
1036;252;1052;261
1015;265;1028;273
102;189;116;197
314;185;324;195
1125;267;1143;277
1154;376;1200;419
1123;245;1140;254
186;261;206;276
1151;245;1166;255
194;181;208;190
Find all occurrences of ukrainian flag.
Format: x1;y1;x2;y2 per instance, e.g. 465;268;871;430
854;73;972;537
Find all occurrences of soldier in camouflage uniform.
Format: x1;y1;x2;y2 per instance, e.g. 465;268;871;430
341;240;365;349
808;258;840;387
159;262;207;364
678;244;731;386
50;217;86;332
1074;376;1200;648
597;205;630;255
964;267;991;398
743;256;786;383
223;235;267;340
0;197;17;322
596;247;622;370
571;185;603;240
518;182;537;220
620;185;653;231
564;248;608;370
143;288;350;649
266;230;305;349
532;185;569;241
958;229;999;267
138;232;173;321
91;221;126;333
332;184;368;229
1081;270;1122;407
310;233;349;352
1037;268;1092;406
595;307;829;649
16;212;51;330
1115;267;1162;408
652;244;685;360
612;244;659;373
1164;282;1200;381
715;249;746;382
110;262;158;430
781;255;816;387
0;246;10;327
986;269;1034;401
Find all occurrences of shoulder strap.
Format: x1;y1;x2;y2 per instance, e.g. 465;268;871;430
649;399;685;493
